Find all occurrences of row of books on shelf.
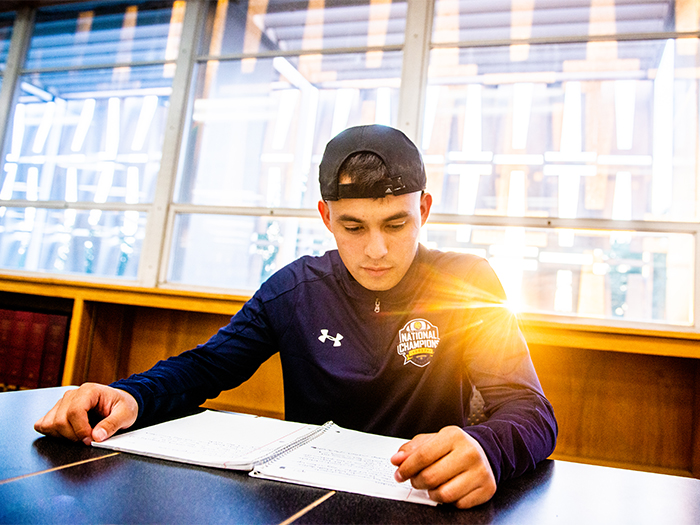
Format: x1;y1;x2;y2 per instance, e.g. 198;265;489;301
0;309;69;391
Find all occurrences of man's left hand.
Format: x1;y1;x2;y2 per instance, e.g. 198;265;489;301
391;426;496;509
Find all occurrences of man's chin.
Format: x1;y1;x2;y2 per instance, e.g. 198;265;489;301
355;273;398;292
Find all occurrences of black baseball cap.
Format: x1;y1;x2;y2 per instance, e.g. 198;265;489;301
319;124;426;200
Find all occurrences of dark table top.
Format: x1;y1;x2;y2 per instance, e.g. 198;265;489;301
2;387;700;524
0;386;116;482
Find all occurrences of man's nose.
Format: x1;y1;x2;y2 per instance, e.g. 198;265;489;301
365;230;389;259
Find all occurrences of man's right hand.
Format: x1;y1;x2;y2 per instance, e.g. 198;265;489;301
34;383;138;446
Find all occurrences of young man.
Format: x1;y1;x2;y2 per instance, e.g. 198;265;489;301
35;125;557;509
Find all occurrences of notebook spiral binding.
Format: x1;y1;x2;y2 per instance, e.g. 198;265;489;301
252;421;335;471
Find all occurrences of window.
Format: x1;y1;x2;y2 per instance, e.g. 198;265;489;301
422;0;698;326
0;0;699;331
0;1;183;278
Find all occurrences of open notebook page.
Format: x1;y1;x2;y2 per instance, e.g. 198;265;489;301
92;410;320;470
251;423;436;506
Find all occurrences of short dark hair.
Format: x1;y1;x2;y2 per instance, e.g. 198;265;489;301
337;152;388;192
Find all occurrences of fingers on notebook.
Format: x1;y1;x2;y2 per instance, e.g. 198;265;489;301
391;426;496;509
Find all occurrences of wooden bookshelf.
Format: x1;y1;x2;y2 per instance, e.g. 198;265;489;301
0;273;698;479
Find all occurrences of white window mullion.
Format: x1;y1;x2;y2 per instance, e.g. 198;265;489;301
396;0;434;144
0;7;34;177
138;0;205;288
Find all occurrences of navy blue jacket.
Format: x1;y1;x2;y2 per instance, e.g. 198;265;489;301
112;245;557;484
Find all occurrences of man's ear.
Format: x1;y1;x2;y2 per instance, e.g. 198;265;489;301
318;200;333;232
419;192;433;226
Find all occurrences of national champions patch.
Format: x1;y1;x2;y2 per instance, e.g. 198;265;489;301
396;318;440;367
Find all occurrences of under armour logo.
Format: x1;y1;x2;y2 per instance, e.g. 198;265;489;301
318;329;343;347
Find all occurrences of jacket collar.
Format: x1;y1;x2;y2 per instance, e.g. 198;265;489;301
331;244;428;308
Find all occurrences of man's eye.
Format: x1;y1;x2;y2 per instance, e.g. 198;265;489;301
387;222;406;230
344;225;362;233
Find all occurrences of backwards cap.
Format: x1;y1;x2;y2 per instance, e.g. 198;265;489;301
319;124;426;200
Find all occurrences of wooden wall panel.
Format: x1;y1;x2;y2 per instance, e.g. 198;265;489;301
84;303;129;385
124;308;230;373
123;307;284;419
693;365;700;477
530;344;697;475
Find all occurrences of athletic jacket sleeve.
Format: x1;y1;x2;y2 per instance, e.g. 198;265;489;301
110;288;281;425
458;259;558;484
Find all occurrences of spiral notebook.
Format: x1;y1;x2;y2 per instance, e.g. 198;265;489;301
92;410;435;506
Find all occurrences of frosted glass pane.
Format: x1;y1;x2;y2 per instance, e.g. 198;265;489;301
423;223;693;326
175;53;401;208
424;39;699;222
0;12;13;68
28;1;183;69
432;0;675;43
0;66;171;204
0;206;145;278
167;214;335;290
200;0;406;55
